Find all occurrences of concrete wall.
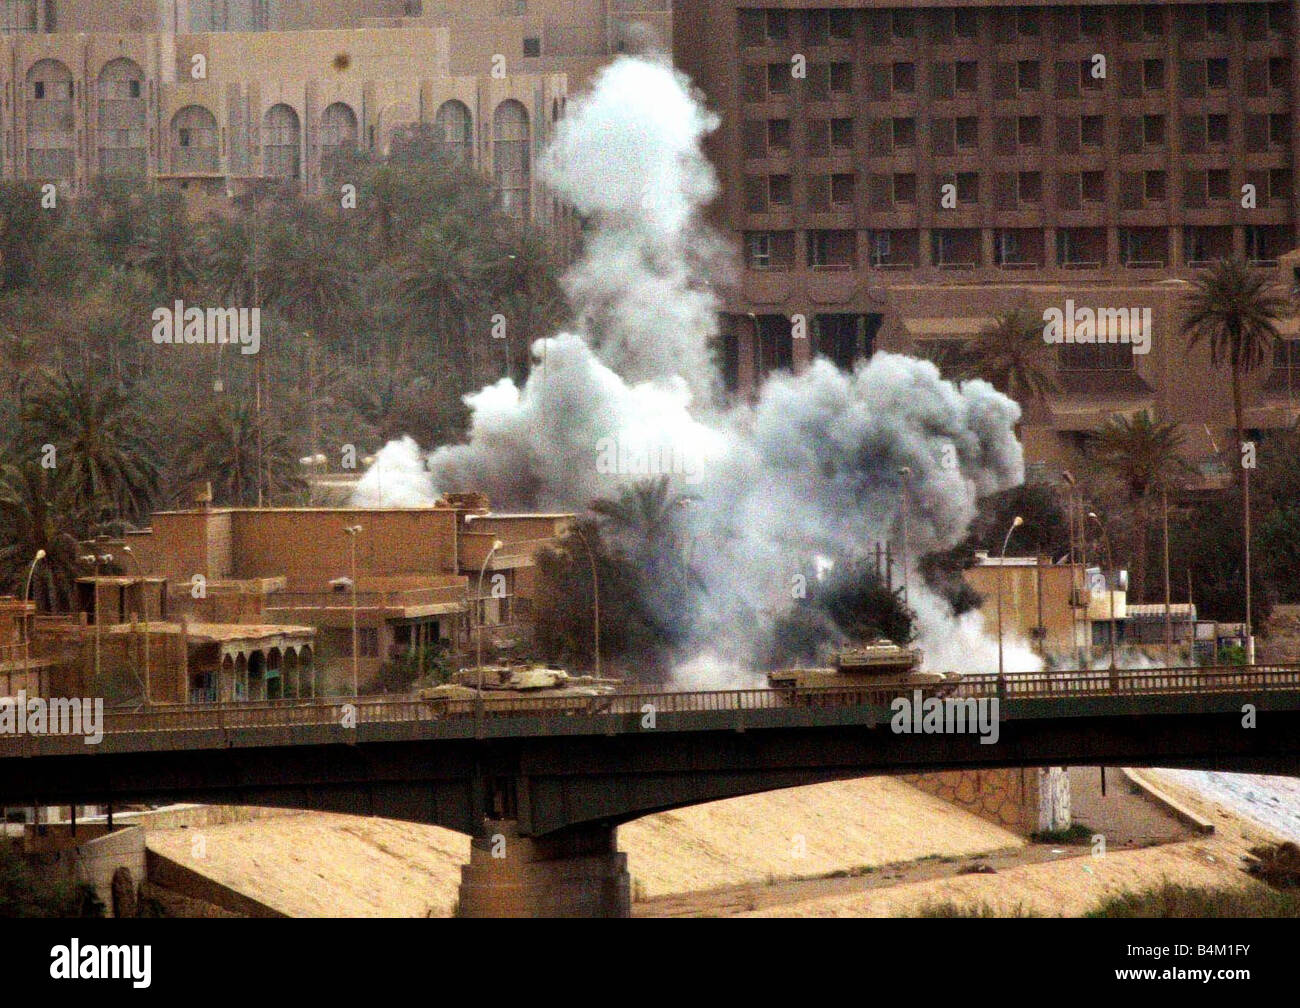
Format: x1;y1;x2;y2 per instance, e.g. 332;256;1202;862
902;766;1071;834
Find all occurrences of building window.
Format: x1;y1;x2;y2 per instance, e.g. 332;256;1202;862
830;173;854;206
955;116;978;149
1059;343;1134;370
1081;116;1103;147
1081;171;1105;202
33;81;43;99
1144;59;1164;90
1142;4;1162;36
768;119;790;150
1018;115;1041;146
954;8;978;38
892;10;915;38
891;117;916;148
1016;7;1040;36
829;10;854;39
1207;114;1229;146
523;37;541;57
1206;59;1229;89
830;117;853;149
767;63;791;96
178;128;191;147
956;61;978;94
1269;114;1290;147
1143;115;1165;146
956;172;979;203
1017;60;1040;91
1145;170;1167;202
807;229;856;268
1270;58;1290;90
1018;171;1042;202
1079;7;1104;36
746;230;793;269
829;62;852;94
769;174;792;206
892;62;915;94
1206;169;1230;201
892;173;916;203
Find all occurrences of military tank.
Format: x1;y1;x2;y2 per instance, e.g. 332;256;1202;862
768;639;960;704
415;663;621;716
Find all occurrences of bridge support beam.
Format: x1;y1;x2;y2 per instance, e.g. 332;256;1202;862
456;819;630;918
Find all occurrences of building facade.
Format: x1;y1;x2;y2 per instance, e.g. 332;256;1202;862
674;1;1300;470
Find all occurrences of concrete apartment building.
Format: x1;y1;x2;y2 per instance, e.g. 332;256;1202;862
674;1;1300;476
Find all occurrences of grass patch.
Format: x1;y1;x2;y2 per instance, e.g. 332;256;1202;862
1031;823;1094;845
914;899;1039;918
1086;881;1300;918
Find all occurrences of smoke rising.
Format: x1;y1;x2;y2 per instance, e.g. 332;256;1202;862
355;54;1036;679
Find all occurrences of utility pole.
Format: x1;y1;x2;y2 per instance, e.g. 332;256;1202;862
344;525;362;697
996;515;1024;696
1162;486;1173;666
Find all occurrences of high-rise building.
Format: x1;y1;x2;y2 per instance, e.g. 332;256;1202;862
674;2;1300;475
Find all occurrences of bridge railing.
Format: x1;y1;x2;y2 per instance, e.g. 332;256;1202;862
9;662;1300;740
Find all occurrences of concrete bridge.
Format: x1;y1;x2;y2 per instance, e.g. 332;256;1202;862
4;663;1300;916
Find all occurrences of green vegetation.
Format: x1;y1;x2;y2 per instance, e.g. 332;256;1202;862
0;156;563;605
0;843;104;918
1030;823;1094;844
1086;881;1300;918
915;899;1039;918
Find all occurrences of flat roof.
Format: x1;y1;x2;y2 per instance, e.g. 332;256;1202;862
186;623;316;644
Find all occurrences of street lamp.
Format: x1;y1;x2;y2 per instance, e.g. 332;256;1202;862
1061;471;1084;668
121;546;150;708
343;526;363;698
571;526;602;679
1088;512;1119;677
996;515;1024;694
476;539;505;720
79;553;114;692
22;550;45;695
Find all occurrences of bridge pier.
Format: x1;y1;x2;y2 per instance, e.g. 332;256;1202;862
456;820;631;918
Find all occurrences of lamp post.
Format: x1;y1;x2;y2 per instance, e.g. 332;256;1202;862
476;539;504;719
343;526;362;697
996;515;1024;695
1062;471;1083;667
80;553;113;690
571;526;602;679
1161;485;1174;666
1088;512;1118;677
121;546;150;707
897;466;912;608
22;550;45;695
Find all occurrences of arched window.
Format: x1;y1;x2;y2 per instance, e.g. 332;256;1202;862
433;99;472;165
25;58;74;180
170;105;219;173
319;102;357;180
263;103;301;179
492;99;530;218
97;58;147;176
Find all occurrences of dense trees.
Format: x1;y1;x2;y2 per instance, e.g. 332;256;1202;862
0;155;565;606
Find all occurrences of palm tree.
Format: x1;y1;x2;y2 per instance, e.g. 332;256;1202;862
591;476;688;570
22;371;159;525
1181;258;1290;476
1089;410;1191;602
397;215;488;380
1180;257;1291;647
175;398;304;507
960;309;1058;410
0;457;87;612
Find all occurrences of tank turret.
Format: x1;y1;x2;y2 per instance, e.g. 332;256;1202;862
414;662;621;713
768;639;960;693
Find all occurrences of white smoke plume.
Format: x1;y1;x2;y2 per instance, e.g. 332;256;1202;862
355;54;1036;679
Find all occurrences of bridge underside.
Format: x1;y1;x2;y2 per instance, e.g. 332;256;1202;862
4;699;1299;838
